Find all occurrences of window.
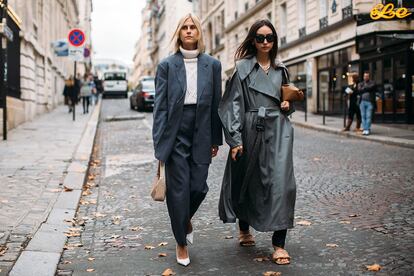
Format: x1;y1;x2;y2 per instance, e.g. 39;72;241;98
279;3;287;38
234;11;238;20
320;0;328;18
267;12;272;21
245;2;249;12
298;0;307;37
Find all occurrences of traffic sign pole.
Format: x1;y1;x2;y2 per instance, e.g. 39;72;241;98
73;61;76;121
68;28;85;122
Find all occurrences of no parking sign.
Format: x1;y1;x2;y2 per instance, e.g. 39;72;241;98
68;29;86;61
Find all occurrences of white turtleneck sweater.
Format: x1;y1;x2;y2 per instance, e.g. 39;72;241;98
180;46;199;105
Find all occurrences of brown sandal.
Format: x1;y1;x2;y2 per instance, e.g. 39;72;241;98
239;232;256;247
272;248;291;265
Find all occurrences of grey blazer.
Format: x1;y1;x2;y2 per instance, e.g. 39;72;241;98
152;52;223;164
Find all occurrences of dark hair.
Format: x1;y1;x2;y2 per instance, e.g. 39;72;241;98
234;19;278;68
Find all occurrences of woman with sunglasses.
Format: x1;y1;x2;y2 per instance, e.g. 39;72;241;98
218;20;296;265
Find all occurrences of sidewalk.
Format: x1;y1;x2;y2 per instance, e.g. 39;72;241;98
0;103;100;275
290;110;414;149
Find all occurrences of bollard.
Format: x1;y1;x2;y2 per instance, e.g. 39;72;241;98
323;93;326;125
304;92;307;122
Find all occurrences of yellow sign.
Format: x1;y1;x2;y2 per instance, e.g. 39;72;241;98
370;3;412;20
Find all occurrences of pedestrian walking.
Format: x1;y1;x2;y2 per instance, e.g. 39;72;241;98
343;73;362;132
63;76;77;113
358;72;376;135
93;75;103;104
152;13;222;266
80;74;96;114
218;19;296;266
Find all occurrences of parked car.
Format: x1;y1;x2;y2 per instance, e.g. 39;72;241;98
102;70;128;98
130;77;155;111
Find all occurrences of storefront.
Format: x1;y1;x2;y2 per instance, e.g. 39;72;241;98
316;46;354;115
356;32;414;123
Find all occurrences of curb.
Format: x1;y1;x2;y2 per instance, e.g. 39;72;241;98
292;120;414;149
9;101;102;276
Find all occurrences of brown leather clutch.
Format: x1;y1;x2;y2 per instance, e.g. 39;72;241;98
281;84;305;102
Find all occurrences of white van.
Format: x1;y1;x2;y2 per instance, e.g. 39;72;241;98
102;71;128;98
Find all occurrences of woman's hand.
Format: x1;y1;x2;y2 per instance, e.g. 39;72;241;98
281;101;290;111
211;145;219;158
231;145;243;161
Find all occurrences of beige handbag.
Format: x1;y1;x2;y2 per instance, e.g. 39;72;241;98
151;161;166;201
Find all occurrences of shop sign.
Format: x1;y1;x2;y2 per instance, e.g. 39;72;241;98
370;3;412;20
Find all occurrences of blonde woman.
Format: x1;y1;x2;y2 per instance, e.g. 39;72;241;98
152;13;222;266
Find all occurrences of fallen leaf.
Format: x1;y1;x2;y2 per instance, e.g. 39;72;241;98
82;190;92;196
162;268;176;276
94;212;106;218
65;232;81;237
88;257;95;261
158;253;167;257
313;157;321;161
340;220;351;224
129;226;143;231
224;235;233;239
326;243;338;248
296;220;312;226
144;245;155;250
366;264;381;271
63;186;73;192
158;242;168;247
88;175;95;181
49;189;61;193
111;216;122;225
63;260;72;264
0;245;8;256
86;268;95;272
254;257;270;262
263;272;281;276
349;214;360;218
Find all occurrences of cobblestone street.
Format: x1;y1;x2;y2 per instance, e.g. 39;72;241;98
57;98;414;276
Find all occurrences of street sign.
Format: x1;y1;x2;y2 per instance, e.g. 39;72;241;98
69;46;84;62
51;39;68;56
83;46;91;58
68;28;85;47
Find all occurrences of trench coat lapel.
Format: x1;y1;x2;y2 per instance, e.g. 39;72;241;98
172;53;187;101
197;53;209;102
248;67;280;101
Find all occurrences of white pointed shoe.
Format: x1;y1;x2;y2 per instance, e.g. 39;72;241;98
176;246;190;267
186;231;193;245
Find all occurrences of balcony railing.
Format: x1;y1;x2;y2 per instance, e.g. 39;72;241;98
319;16;328;29
298;27;306;38
280;36;286;46
342;5;353;19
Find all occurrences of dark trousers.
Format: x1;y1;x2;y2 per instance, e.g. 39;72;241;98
82;96;90;113
165;105;209;246
239;220;287;248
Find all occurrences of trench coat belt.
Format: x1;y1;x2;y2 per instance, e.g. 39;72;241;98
239;106;272;204
247;106;280;113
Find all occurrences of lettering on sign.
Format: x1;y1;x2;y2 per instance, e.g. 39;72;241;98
323;32;341;44
299;44;312;52
370;3;412;20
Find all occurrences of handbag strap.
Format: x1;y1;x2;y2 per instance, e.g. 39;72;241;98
282;67;290;85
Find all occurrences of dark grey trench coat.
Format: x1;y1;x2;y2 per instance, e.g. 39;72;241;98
218;57;296;232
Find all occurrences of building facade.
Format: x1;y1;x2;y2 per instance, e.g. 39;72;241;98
194;0;414;124
0;0;93;134
131;3;154;89
131;0;193;82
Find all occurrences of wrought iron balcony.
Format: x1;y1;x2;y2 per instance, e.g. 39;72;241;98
280;36;286;46
298;27;306;38
319;16;328;29
342;5;353;19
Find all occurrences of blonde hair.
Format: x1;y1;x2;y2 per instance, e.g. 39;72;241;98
170;13;205;53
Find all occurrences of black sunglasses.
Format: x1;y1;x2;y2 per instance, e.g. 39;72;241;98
255;34;275;43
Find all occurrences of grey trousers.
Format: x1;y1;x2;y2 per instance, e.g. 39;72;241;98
165;105;209;246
